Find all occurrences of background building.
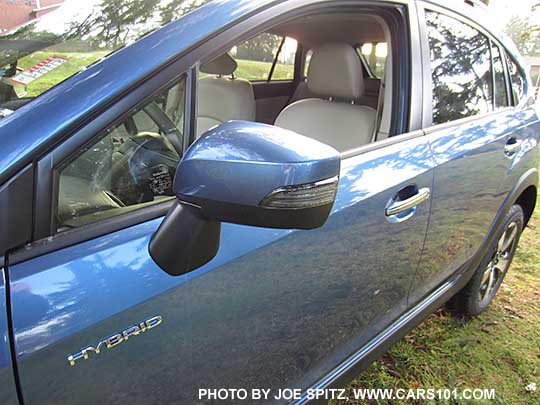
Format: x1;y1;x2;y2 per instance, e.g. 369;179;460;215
0;0;64;33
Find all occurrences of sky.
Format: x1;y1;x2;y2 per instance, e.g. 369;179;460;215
488;0;536;29
21;0;540;45
30;0;538;33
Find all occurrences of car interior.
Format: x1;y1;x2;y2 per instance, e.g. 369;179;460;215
196;12;393;151
54;9;396;230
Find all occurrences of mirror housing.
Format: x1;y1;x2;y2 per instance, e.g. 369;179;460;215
150;121;340;275
176;121;341;229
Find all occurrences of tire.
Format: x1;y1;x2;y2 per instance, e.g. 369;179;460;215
450;204;524;316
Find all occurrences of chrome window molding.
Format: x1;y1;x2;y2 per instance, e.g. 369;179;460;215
341;129;425;160
422;107;516;136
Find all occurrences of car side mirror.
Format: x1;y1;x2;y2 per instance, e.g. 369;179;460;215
149;121;341;276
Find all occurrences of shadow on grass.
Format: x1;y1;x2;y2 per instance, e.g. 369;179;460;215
338;209;540;404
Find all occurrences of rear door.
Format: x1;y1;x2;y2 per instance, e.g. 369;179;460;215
6;1;433;403
409;3;532;304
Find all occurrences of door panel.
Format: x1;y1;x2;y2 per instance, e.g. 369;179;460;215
496;108;540;198
0;269;18;404
409;113;517;304
408;5;537;303
8;135;434;403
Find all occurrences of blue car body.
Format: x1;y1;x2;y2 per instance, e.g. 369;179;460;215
0;0;539;403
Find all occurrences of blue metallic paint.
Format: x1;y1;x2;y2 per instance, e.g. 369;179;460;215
9;135;435;403
0;0;539;402
0;0;527;187
176;121;340;205
409;107;540;304
498;108;540;195
0;269;18;404
0;0;275;184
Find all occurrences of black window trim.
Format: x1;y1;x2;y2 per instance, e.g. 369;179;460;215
488;38;496;111
34;69;194;242
418;1;518;130
267;35;287;81
14;0;412;265
488;38;512;111
491;41;513;108
229;33;299;84
502;47;528;107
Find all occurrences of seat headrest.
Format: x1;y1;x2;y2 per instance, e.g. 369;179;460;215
200;53;238;76
307;43;365;99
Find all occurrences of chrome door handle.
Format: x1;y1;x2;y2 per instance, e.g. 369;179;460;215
385;187;431;217
504;139;522;156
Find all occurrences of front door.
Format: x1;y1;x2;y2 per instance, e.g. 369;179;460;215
8;137;435;404
7;2;434;403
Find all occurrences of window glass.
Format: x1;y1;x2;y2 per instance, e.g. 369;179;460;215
426;11;493;125
360;42;387;78
505;52;525;105
56;77;186;231
492;44;509;108
232;33;296;81
0;1;206;117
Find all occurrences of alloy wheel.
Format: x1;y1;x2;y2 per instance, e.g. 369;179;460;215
478;221;519;306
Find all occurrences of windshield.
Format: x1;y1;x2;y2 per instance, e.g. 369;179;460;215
0;0;209;116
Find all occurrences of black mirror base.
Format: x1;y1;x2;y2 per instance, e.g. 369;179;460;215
149;201;220;276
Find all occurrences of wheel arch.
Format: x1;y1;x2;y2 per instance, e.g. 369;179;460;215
514;184;537;228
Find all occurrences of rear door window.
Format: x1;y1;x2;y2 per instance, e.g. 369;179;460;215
232;33;297;81
360;42;387;78
425;11;493;125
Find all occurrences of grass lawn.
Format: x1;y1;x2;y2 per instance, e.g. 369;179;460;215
12;53;294;98
15;51;110;97
339;208;540;404
235;58;294;81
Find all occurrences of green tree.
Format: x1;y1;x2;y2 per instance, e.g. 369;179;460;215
66;0;161;49
236;33;280;62
505;15;531;55
159;0;211;25
504;2;540;56
65;0;212;50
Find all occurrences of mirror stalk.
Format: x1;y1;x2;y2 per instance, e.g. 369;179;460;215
149;201;220;276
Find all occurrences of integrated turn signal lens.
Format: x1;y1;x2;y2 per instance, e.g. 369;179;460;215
260;176;339;210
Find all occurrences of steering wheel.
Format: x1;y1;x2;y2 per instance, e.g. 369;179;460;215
106;131;179;206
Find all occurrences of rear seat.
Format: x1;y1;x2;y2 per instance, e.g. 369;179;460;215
289;77;380;109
